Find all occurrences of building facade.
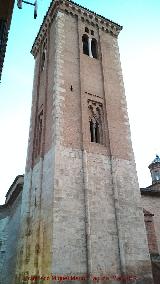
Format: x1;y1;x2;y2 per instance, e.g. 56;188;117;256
1;157;160;283
15;0;153;283
0;175;23;284
141;156;160;284
0;0;159;283
0;0;15;81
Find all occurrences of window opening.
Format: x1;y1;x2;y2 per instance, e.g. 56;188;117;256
35;109;43;159
82;34;89;56
90;120;94;142
91;30;94;35
88;101;103;144
85;27;89;33
89;119;100;143
41;40;47;71
37;111;43;155
95;121;100;143
41;50;46;71
34;188;37;207
91;38;98;59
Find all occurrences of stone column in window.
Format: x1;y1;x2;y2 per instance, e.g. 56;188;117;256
88;37;93;58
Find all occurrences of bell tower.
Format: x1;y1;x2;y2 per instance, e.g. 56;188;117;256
16;1;154;283
149;155;160;184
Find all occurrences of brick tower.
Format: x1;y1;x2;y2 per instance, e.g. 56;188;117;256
15;0;154;283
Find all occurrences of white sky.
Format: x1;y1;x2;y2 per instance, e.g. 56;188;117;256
0;0;160;204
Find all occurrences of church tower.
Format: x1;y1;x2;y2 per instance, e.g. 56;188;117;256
16;1;153;283
149;155;160;185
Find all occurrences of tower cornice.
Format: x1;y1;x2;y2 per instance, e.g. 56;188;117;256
31;0;123;57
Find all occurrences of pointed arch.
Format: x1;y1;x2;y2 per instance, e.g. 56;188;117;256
85;27;89;33
82;34;89;56
95;120;100;143
41;40;47;71
91;38;98;59
88;101;104;144
41;50;46;71
90;119;94;142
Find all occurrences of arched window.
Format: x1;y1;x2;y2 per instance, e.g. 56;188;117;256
82;34;89;56
88;101;104;144
41;40;47;71
41;50;46;71
95;121;100;143
37;110;43;155
35;108;43;159
91;30;94;36
85;27;89;33
90;120;94;142
89;119;100;143
91;38;98;59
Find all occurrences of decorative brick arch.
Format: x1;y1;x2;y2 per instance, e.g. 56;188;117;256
88;100;104;144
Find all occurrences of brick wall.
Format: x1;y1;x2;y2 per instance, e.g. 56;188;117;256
144;210;159;255
16;2;154;283
141;196;160;255
0;212;8;284
0;192;22;284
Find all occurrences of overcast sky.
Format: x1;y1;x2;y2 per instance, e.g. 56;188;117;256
0;0;160;204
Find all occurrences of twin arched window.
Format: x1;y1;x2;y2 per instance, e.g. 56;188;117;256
88;103;103;144
82;34;98;59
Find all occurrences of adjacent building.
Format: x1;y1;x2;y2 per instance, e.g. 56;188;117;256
0;175;23;284
0;0;15;81
141;155;160;283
